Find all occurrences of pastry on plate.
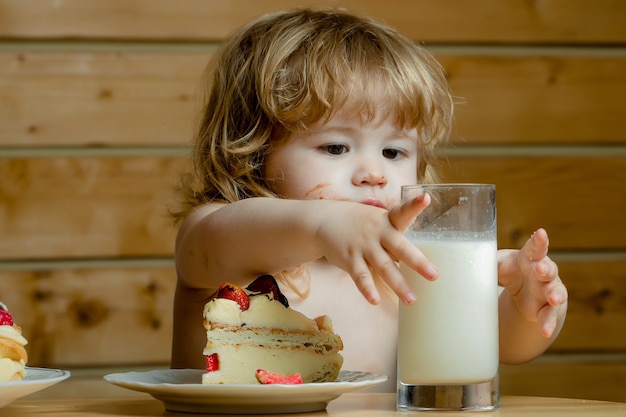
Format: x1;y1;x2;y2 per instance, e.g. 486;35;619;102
0;302;28;382
202;275;343;384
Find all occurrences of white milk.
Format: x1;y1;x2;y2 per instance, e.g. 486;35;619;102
398;238;499;385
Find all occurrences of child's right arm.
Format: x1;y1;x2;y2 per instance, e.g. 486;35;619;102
175;197;437;305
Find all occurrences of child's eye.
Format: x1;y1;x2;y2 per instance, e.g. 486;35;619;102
382;148;406;160
321;144;349;155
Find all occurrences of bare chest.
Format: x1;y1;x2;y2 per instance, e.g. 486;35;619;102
280;264;398;391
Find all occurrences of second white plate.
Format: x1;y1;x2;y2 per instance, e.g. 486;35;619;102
0;367;71;408
104;368;387;414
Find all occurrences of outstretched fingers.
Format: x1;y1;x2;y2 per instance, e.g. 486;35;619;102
536;278;567;338
349;241;436;306
388;193;430;232
524;228;550;264
520;228;568;337
537;302;559;338
369;254;416;305
383;236;439;303
345;195;439;307
349;251;415;306
351;265;382;305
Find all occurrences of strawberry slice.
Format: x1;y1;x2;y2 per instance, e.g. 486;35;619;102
255;369;303;385
205;353;219;372
246;275;289;307
0;309;14;326
216;282;250;311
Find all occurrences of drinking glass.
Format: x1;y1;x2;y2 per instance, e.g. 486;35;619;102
397;184;500;411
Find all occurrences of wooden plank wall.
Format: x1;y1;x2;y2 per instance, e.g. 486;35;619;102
1;0;625;402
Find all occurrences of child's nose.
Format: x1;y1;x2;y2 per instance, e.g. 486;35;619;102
354;163;388;186
361;172;387;186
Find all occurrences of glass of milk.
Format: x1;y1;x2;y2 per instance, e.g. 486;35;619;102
397;184;499;412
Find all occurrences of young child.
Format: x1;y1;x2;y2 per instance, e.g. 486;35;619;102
170;8;568;391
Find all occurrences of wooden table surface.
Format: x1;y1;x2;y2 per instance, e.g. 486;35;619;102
2;392;626;416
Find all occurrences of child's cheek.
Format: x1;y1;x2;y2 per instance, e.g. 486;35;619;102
304;183;332;200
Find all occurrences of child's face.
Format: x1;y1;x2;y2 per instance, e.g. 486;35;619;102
265;109;418;208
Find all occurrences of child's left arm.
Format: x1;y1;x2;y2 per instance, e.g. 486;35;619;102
497;228;568;363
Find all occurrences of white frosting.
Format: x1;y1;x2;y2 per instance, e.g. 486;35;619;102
203;298;243;325
204;295;318;331
0;358;25;382
0;325;28;346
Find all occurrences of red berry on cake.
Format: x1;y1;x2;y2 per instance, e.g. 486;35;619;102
205;353;220;372
216;282;250;311
255;369;303;385
0;309;14;326
246;274;289;307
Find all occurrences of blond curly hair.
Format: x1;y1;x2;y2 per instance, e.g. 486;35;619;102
171;8;454;224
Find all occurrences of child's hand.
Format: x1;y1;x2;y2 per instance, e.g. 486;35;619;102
497;228;568;338
317;195;438;305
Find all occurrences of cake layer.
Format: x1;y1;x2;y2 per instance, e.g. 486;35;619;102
202;344;342;384
0;357;26;382
204;325;343;354
0;335;28;363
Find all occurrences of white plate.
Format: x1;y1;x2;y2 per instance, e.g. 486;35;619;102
104;369;387;414
0;367;71;408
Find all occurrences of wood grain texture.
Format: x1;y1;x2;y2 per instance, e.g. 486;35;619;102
2;52;625;146
440;155;626;249
0;266;176;366
0;0;624;43
441;55;626;144
5;394;626;416
0;51;206;146
1;155;625;260
549;260;626;351
0;156;183;259
500;355;626;403
0;259;623;366
0;0;624;404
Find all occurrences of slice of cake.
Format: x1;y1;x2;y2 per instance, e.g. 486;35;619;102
0;302;28;382
202;275;343;384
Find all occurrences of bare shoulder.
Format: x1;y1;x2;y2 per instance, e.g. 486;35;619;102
176;203;226;245
174;203;227;289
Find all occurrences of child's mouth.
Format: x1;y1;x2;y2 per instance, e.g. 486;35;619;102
361;198;386;209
